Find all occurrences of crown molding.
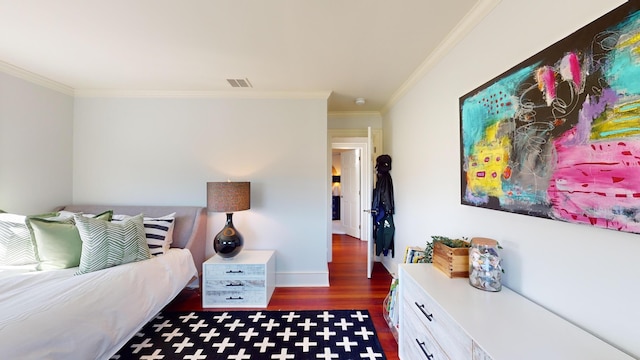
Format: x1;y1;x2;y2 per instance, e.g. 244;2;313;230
73;89;332;100
381;0;502;114
328;111;382;119
0;60;74;96
0;61;332;102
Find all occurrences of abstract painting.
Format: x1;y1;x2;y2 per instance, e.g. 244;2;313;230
460;2;640;234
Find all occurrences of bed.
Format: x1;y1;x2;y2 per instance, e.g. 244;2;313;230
0;205;207;360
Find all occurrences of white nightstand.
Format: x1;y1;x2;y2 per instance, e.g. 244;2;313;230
202;250;276;308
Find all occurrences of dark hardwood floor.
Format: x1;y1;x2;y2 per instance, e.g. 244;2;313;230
165;233;400;360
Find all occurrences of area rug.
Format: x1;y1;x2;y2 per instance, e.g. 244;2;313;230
112;310;387;359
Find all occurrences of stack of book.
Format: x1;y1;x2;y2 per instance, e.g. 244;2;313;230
403;246;426;263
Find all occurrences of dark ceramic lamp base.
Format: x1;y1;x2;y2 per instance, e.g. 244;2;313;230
213;213;243;258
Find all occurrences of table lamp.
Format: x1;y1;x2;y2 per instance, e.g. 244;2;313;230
207;181;250;258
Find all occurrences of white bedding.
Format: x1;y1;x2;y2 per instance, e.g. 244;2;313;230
0;248;197;360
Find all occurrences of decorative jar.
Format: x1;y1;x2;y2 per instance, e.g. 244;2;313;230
468;237;502;291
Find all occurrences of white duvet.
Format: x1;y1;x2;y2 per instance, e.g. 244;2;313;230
0;248;197;360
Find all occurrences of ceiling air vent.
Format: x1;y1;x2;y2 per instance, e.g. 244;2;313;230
226;78;253;88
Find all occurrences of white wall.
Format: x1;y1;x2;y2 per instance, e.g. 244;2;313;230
73;96;330;286
382;0;638;357
0;72;73;214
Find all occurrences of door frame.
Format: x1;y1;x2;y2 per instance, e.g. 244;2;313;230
327;129;382;264
327;128;382;262
333;143;367;239
337;148;361;238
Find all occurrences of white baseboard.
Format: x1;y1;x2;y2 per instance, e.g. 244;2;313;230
332;220;346;234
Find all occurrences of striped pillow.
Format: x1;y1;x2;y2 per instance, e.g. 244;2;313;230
112;213;175;256
74;213;151;275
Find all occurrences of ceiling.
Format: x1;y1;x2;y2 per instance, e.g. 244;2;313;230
0;1;496;113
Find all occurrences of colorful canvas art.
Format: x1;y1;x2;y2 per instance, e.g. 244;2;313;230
460;2;640;234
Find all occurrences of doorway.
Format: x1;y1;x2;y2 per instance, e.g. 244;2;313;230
331;142;367;239
331;135;374;277
331;148;361;238
328;128;381;277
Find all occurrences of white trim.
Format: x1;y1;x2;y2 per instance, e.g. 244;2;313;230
329;129;382;149
74;89;332;100
381;0;502;114
328;111;382;118
332;139;371;243
329;129;369;137
0;61;332;102
275;271;330;287
0;60;74;96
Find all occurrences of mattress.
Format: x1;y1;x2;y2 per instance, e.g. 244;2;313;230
0;248;197;359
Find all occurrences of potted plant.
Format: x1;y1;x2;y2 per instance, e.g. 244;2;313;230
425;235;471;278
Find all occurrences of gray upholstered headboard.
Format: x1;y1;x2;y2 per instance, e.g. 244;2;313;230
59;205;207;276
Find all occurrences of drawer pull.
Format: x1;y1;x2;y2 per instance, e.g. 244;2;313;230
415;339;434;360
226;296;244;300
226;270;245;274
226;282;244;287
414;302;434;321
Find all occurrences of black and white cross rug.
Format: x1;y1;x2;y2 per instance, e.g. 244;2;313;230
112;310;387;360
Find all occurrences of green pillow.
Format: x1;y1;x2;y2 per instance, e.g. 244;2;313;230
75;213;151;275
0;211;59;266
29;210;113;270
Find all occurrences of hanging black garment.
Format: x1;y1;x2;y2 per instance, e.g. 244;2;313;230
372;172;394;215
375;212;395;257
372;155;395;257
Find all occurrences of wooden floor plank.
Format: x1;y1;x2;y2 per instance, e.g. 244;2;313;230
165;233;399;359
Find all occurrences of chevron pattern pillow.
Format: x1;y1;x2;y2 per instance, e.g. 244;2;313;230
74;213;151;275
0;212;36;265
0;211;58;266
28;210;113;270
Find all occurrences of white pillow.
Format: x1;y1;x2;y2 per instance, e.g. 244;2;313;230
112;213;176;256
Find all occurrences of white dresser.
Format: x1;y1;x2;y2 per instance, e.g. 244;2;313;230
398;264;633;360
202;250;276;308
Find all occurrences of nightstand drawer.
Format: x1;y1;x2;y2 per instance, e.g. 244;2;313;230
204;279;265;291
203;290;266;306
403;271;472;360
204;263;265;278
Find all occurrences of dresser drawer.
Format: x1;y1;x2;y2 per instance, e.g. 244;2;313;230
401;298;450;360
403;272;472;360
473;341;492;360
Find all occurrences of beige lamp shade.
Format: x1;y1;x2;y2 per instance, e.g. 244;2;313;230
207;182;250;212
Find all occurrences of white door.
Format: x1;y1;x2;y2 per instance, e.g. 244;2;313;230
366;127;374;278
341;150;361;238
